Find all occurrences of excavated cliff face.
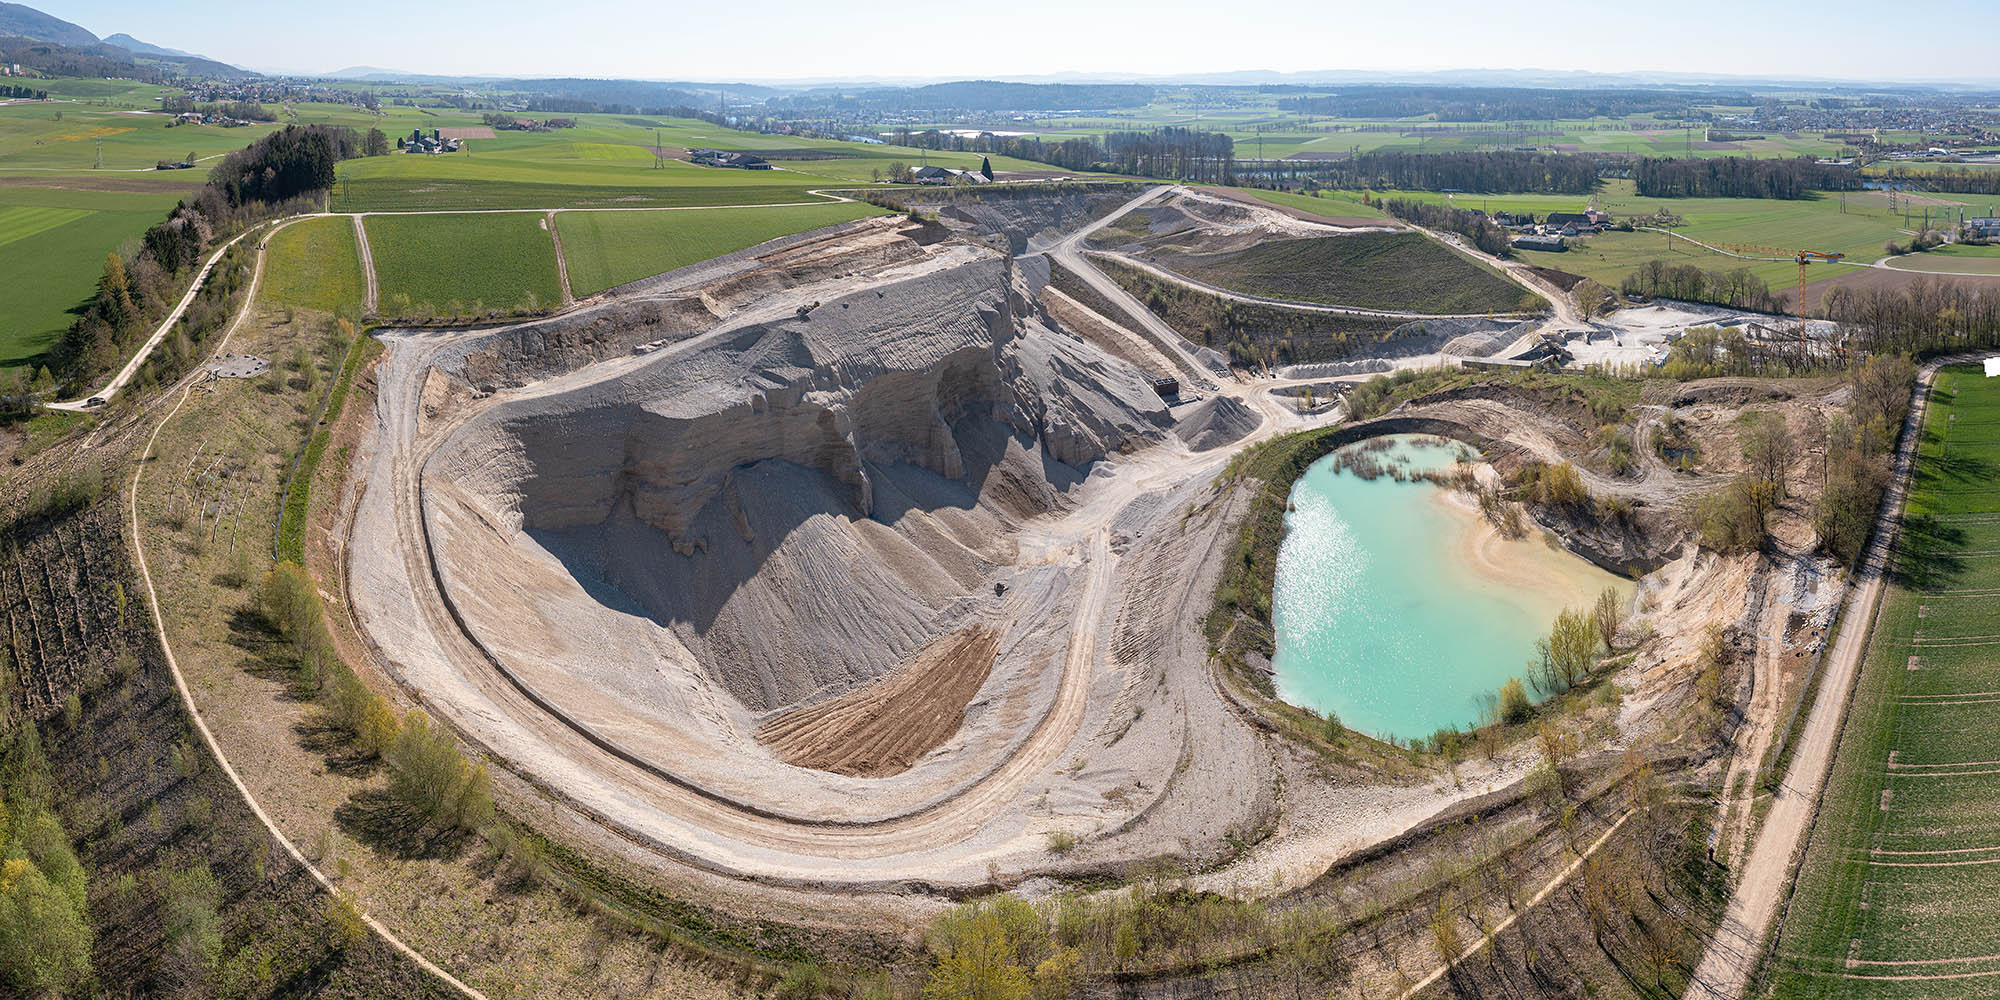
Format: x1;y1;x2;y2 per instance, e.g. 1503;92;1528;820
425;242;1172;713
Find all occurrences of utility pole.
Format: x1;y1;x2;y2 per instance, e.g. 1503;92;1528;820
93;138;101;169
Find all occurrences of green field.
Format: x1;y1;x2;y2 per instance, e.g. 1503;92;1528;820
1883;242;2000;276
1768;364;2000;998
555;203;885;296
1219;186;1389;221
363;213;561;316
1137;230;1538;314
0;183;192;370
259;215;364;313
1370;180;1924;301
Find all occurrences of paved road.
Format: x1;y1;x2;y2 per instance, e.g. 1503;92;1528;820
1683;356;1969;999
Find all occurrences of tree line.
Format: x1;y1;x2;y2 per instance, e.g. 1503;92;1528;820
1380;198;1513;256
1618;261;1786;312
771;80;1154;114
1271;150;1602;194
888;126;1239;184
1633;155;1859;199
0;84;46;99
1870;166;2000;197
48;125;369;393
1273;85;1737;121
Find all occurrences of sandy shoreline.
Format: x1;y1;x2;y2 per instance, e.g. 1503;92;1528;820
1429;473;1631;616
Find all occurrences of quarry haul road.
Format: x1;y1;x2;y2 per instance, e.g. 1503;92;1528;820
1684;356;1971;1000
1045;185;1225;390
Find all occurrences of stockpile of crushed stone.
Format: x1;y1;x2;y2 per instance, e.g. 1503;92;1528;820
1174;395;1262;452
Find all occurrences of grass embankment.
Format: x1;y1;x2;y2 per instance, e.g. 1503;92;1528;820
1767;364;2000;996
1089;256;1407;368
554;202;884;296
275;327;373;564
259;216;365;313
1217;185;1391;221
1149;230;1542;315
363;212;563;317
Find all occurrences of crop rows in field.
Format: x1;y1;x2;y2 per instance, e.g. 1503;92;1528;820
1768;365;2000;998
363;212;562;316
554;202;884;296
258;215;364;314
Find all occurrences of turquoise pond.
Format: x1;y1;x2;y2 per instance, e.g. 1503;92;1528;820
1271;435;1625;742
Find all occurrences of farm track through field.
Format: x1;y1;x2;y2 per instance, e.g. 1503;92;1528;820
545;210;573;305
125;222;490;999
353;214;378;316
1683;354;1983;1000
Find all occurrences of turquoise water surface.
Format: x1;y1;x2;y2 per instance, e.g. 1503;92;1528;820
1271;436;1617;742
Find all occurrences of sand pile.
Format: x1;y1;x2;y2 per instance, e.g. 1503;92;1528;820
1174;395;1263;451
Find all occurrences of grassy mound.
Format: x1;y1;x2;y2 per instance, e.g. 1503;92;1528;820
1151;231;1540;314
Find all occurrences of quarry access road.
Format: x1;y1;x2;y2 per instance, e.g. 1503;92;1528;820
1683;357;1964;1000
48;224;262;411
1044;184;1226;389
1088;249;1547;321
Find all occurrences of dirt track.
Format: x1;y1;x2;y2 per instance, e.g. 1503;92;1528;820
1683;356;1969;999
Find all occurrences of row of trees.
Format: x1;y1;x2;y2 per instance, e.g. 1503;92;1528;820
1618;261;1786;313
1273;86;1731;121
886;126;1238;183
1272;150;1602;194
1633;155;1859;199
260;564;492;839
1871;166;2000;196
47;124;368;393
0;85;46;100
1380;198;1513;256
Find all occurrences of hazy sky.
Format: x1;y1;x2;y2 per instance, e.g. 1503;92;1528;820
40;0;2000;83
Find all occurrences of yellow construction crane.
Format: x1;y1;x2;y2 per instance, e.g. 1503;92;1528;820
1708;242;1846;315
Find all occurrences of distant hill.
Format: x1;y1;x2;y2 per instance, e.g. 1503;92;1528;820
102;32;197;59
0;1;94;46
0;4;253;78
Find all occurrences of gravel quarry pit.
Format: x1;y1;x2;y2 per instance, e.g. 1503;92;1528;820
343;214;1289;890
335;192;1844;928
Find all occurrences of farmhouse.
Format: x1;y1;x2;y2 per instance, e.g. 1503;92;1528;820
907;164;991;185
402;128;463;154
690;148;772;169
1544;211;1606;232
1512;234;1566;252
